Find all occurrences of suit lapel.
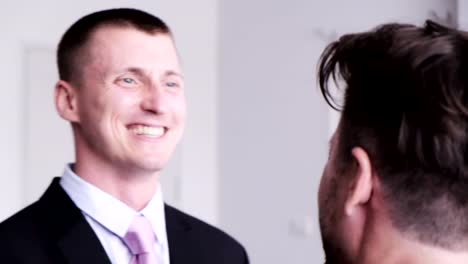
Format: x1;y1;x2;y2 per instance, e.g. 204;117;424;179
57;219;111;264
38;178;111;264
165;205;197;264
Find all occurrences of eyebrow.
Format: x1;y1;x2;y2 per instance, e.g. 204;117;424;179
119;67;184;79
123;67;145;77
165;70;184;80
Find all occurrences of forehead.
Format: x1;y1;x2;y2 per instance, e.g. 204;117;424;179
85;26;180;71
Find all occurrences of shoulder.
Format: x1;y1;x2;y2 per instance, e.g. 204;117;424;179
165;204;244;245
0;201;46;259
165;204;249;263
0;201;42;237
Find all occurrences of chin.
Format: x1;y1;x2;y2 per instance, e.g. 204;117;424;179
122;159;166;175
139;162;166;173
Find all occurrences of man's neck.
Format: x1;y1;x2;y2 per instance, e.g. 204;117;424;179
73;158;160;211
357;221;468;264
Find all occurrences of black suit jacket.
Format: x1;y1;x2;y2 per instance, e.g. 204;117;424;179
0;178;249;264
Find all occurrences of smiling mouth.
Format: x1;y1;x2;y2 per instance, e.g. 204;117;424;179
128;125;166;138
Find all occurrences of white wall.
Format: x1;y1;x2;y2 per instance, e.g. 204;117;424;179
218;1;457;263
219;2;329;263
459;0;468;30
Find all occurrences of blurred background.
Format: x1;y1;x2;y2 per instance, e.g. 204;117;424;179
0;0;466;263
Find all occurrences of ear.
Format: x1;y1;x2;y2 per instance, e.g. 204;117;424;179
344;146;373;216
55;80;80;122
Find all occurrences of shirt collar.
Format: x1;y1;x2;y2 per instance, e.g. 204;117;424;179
59;164;167;245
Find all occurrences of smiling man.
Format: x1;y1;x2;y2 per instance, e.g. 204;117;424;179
317;21;468;264
0;8;248;264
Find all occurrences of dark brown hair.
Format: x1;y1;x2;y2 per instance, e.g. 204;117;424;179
319;20;468;249
57;8;171;83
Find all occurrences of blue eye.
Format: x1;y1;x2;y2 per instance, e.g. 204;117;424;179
117;77;138;88
166;81;179;88
123;78;135;84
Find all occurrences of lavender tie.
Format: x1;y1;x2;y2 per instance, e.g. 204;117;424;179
123;215;158;264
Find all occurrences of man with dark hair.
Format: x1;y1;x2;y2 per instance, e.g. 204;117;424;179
318;20;468;264
0;8;248;264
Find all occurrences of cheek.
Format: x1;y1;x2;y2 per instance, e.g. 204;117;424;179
77;96;104;129
106;91;138;116
318;170;333;235
319;163;333;206
97;94;134;134
319;163;342;224
172;96;187;123
318;177;327;209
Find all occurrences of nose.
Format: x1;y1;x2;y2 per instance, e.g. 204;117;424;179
141;83;168;115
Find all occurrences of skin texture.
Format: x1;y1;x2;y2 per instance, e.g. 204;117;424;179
318;123;468;264
55;26;186;210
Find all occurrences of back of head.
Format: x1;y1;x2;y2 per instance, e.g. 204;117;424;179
57;8;171;84
319;21;468;250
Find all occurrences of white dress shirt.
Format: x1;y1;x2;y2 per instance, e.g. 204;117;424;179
59;164;170;264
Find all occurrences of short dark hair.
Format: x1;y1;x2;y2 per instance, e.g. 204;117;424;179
57;8;171;83
318;20;468;250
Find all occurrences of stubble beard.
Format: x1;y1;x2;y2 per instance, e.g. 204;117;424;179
319;177;353;264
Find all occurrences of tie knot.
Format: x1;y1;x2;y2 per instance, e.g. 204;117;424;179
123;215;155;255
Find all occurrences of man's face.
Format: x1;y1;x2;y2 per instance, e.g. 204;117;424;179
318;128;353;264
73;26;186;174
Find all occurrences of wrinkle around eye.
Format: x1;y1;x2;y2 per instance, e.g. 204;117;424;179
116;77;139;88
163;77;184;90
166;81;180;88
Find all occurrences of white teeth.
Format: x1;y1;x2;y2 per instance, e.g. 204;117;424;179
129;125;164;137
